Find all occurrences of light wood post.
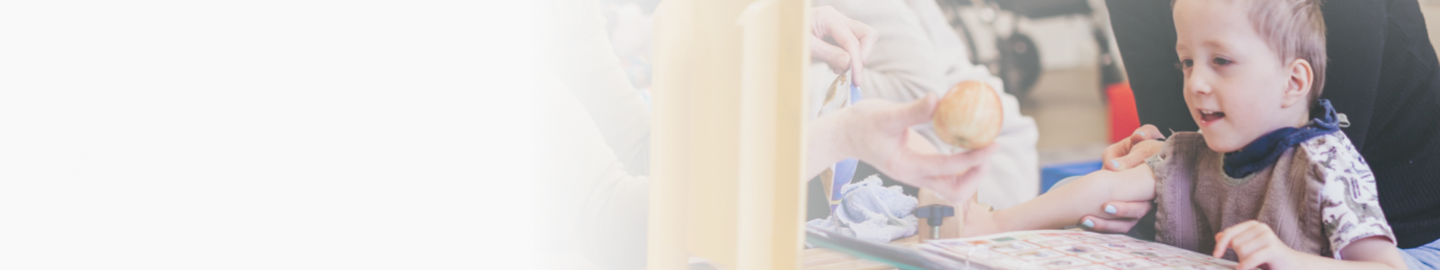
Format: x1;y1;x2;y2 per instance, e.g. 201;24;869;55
649;0;808;269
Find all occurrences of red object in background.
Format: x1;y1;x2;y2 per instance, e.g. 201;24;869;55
1107;82;1141;143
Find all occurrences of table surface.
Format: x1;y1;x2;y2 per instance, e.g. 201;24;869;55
801;188;980;270
800;234;919;270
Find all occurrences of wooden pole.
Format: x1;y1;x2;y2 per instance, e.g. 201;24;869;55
649;0;808;269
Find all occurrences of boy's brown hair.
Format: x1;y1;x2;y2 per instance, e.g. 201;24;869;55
1174;0;1328;106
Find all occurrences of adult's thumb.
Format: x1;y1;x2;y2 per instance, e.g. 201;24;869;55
894;93;939;127
1108;146;1154;171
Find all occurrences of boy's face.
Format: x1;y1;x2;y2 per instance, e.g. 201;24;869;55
1173;0;1308;153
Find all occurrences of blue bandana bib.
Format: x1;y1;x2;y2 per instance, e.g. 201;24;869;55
1221;99;1343;178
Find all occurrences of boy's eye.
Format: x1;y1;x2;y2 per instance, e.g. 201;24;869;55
1180;59;1194;68
1212;57;1232;66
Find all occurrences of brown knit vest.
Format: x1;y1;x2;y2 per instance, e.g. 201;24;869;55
1148;132;1329;260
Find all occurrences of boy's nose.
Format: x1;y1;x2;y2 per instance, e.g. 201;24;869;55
1186;72;1213;95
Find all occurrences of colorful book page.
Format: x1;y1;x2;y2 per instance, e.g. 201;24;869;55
918;230;1239;270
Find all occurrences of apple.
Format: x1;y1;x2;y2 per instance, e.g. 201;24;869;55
933;81;1003;149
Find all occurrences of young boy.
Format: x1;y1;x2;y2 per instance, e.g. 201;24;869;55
962;0;1409;269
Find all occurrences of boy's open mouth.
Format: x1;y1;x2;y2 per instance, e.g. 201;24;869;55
1199;109;1226;124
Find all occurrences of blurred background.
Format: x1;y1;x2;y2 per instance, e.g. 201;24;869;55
598;0;1440;170
11;0;1440;269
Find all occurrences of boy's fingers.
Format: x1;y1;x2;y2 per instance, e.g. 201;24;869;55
1235;248;1273;270
1213;231;1238;258
1236;253;1261;270
1232;232;1269;256
1213;221;1261;257
1079;215;1139;233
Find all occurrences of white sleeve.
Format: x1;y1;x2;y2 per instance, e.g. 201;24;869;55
1307;133;1395;259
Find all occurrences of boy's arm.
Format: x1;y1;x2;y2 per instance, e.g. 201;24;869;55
965;164;1155;236
1321;237;1408;270
1215;222;1405;270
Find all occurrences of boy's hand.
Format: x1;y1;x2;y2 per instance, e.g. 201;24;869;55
1214;220;1302;270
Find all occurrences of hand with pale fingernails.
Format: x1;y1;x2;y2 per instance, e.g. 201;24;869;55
1103;124;1166;171
1081;125;1165;233
1078;201;1152;232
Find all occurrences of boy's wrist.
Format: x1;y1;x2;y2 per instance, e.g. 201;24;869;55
1287;247;1400;270
1290;250;1340;270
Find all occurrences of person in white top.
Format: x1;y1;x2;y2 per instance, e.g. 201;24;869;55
807;0;1042;209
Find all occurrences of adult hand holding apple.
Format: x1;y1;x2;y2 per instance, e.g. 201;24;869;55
934;80;1004;150
806;91;1000;204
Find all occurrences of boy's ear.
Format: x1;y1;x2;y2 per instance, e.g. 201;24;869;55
1282;59;1313;108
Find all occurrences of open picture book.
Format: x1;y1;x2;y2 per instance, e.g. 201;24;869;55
806;224;1239;270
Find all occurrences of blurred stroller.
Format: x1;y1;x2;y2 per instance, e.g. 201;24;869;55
935;0;1126;99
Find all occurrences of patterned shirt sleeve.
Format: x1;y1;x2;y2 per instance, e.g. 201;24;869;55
1304;132;1395;260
